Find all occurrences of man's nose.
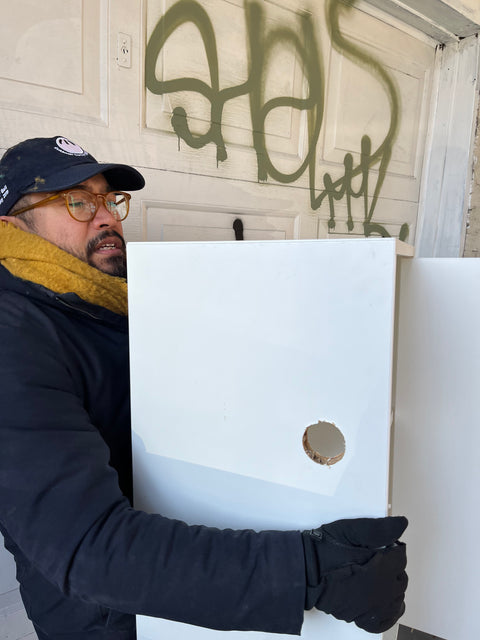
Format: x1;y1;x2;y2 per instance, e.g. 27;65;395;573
91;197;118;228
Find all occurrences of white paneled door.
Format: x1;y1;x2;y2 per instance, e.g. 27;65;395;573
0;0;438;246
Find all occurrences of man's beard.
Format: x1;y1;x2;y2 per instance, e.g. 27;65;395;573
92;254;127;279
86;230;127;279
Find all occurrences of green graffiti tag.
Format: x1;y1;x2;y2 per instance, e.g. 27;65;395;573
145;0;408;240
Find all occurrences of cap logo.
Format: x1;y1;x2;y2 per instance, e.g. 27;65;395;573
54;137;88;157
0;184;9;206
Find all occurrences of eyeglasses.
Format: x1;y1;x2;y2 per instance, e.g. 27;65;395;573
12;189;131;222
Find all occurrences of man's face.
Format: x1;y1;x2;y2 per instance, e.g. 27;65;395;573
7;174;127;278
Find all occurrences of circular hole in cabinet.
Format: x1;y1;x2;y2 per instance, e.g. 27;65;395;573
302;420;345;466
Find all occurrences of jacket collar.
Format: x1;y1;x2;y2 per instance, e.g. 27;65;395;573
0;263;129;331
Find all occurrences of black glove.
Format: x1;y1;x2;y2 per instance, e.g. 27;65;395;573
302;516;408;634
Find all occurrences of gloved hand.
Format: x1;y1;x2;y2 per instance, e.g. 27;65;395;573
302;516;408;634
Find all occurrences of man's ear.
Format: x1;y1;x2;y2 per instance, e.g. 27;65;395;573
0;216;29;231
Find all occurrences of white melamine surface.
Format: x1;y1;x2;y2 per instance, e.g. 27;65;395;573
393;258;480;640
128;238;401;639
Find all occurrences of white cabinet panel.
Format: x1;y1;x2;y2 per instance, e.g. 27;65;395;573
393;258;480;640
128;238;410;639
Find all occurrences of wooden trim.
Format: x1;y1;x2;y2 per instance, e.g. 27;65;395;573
415;34;480;257
363;0;480;43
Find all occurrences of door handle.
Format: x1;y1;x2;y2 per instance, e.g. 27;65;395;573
233;218;244;241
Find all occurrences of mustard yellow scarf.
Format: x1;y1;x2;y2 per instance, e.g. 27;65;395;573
0;222;128;315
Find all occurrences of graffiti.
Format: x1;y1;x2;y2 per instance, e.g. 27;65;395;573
145;0;408;240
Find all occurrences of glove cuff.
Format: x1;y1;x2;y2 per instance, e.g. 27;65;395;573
301;530;323;609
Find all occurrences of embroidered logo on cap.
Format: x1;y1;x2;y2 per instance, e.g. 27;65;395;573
54;137;88;157
0;184;9;206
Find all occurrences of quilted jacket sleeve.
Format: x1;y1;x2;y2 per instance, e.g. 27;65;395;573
0;291;306;634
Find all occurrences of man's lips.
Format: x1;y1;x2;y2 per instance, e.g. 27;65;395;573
92;236;125;256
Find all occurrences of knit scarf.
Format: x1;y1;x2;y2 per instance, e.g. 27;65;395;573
0;222;128;316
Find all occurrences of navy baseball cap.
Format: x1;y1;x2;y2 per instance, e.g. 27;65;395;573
0;135;145;215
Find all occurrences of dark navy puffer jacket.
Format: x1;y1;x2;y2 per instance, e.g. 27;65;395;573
0;264;306;639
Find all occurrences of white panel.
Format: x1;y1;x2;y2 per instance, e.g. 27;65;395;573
325;196;418;240
0;0;106;123
324;52;431;179
143;205;295;241
128;238;401;639
121;166;311;243
322;6;435;181
393;258;480;640
0;0;82;92
145;0;306;157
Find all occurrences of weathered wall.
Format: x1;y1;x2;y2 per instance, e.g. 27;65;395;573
463;99;480;256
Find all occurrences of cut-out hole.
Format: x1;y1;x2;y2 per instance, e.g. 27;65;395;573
302;420;345;466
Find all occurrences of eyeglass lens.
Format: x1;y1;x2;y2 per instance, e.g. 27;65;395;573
65;191;129;222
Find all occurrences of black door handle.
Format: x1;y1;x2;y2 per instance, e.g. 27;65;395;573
233;218;244;241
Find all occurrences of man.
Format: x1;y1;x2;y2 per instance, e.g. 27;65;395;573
0;136;408;639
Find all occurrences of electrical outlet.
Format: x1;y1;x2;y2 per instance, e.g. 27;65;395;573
117;33;132;68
